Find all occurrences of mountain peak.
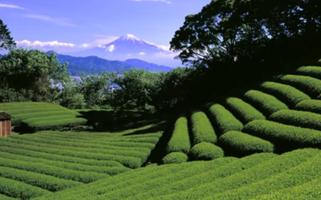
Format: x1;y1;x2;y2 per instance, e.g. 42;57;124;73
119;34;141;41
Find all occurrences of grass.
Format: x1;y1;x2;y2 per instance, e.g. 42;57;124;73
208;104;243;135
190;111;217;144
166;117;191;153
0;102;87;131
219;131;274;156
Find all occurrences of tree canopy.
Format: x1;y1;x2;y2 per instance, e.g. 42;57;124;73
171;0;321;67
0;19;15;51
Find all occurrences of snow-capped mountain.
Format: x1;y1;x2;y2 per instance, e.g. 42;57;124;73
71;34;179;67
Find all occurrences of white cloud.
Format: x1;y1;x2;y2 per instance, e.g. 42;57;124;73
130;0;172;4
16;40;76;48
107;44;115;52
24;14;76;27
91;35;118;47
0;3;24;9
139;52;146;56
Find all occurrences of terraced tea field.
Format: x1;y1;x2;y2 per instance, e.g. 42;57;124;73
34;148;321;200
0;129;162;199
0;102;87;131
163;65;321;161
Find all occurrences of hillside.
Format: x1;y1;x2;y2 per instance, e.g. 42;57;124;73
161;65;321;162
55;53;172;75
34;148;321;200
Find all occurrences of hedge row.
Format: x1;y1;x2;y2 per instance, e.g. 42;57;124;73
218;131;274;156
244;90;288;116
0;176;48;199
244;120;321;148
0;165;81;192
208;104;243;135
0;157;107;183
166;117;191;153
296;66;321;79
279;74;321;97
190;111;217;145
226;97;265;123
189;142;224;160
0;140;142;168
260;81;310;107
296;99;321;114
162;152;188;164
0;150;128;176
270;109;321;131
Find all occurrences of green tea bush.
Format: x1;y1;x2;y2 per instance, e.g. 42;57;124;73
244;120;321;149
189;142;224;160
208;104;243;135
296;99;321;114
162;152;188;164
190;111;217;144
0;166;81;191
260;81;310;107
167;117;191;153
0;176;48;199
244;90;288;116
270;109;321;130
0;102;87;131
226;97;265;123
219;131;274;156
296;66;321;79
279;74;321;97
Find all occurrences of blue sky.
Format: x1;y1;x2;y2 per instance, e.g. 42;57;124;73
0;0;210;50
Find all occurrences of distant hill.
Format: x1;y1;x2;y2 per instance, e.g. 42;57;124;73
55;53;172;75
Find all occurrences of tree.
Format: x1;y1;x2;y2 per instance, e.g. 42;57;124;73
111;70;162;112
0;49;69;101
0;19;15;51
79;73;115;108
171;0;321;67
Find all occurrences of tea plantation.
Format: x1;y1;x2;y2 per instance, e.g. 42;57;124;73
162;65;321;162
0;102;87;131
1;65;321;199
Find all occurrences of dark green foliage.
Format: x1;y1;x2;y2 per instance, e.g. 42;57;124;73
208;104;243;135
226;97;265;123
296;66;321;79
0;176;48;199
270;110;321;131
166;117;191;153
260;81;310;107
219;131;274;156
162;152;188;164
279;75;321;97
244;90;288;116
0;19;15;50
189;142;224;160
296;99;321;114
190;111;217;144
0;49;69;102
244;120;321;149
